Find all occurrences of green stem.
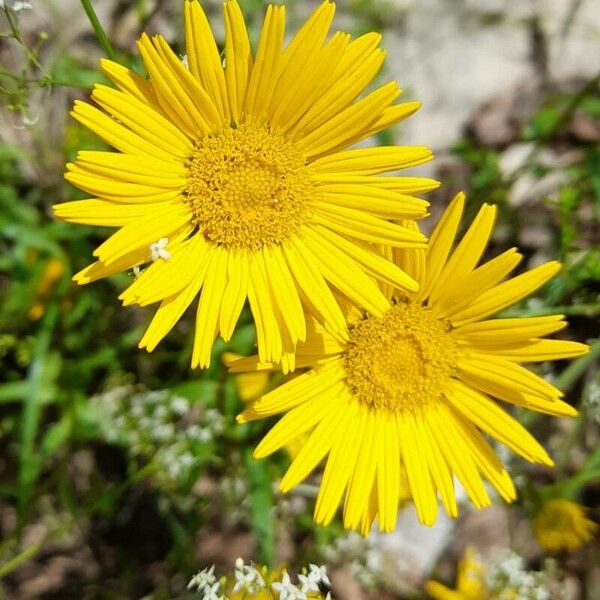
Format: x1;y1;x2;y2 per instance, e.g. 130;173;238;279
554;337;600;392
79;0;116;60
0;543;42;579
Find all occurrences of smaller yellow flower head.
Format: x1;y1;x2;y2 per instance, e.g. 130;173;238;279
533;499;598;553
426;547;486;600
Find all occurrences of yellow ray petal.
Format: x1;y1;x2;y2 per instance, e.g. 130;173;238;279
298;81;401;159
455;315;567;344
398;412;438;526
300;228;390;316
53;199;175;226
310;146;432;176
450;261;562;326
263;245;306;344
428;203;497;306
219;249;249;341
435;248;523;317
417;192;464;302
446;380;554;465
283;237;346;333
446;405;516;502
120;233;209;307
92;209;191;266
292;38;384;137
320;185;428;219
136;33;211;137
376;414;400;532
280;397;343;491
427;405;491;509
358;101;422;141
99;58;160;108
312;202;427;248
73;247;149;285
456;352;562;400
223;0;252;123
191;248;228;368
70;101;177;162
64;167;184;204
343;410;378;530
74;150;187;181
240;361;344;420
244;4;286;122
269;1;336;125
255;387;344;458
247;252;283;364
138;268;208;352
91;84;193;156
314;402;365;526
312;173;440;195
486;339;588;362
417;417;457;518
184;0;229;122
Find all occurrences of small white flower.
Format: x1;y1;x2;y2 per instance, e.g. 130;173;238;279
149;238;171;261
197;426;213;443
201;581;223;600
298;573;320;594
308;564;330;587
132;265;141;277
171;396;189;415
271;571;306;600
187;565;216;590
232;558;265;593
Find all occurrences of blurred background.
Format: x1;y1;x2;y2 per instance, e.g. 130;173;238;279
0;0;599;598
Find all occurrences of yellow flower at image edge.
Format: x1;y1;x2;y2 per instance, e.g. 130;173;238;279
231;193;588;534
534;499;598;553
426;547;486;600
54;0;436;370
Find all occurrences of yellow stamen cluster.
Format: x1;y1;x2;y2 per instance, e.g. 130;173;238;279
185;124;313;250
344;300;456;413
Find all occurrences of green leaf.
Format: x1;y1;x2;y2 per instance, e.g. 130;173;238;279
244;448;274;567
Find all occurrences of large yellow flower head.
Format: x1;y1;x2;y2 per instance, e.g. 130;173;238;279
230;193;588;534
533;499;598;553
54;0;436;370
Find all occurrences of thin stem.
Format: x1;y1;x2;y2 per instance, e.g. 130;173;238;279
554;337;600;392
79;0;116;60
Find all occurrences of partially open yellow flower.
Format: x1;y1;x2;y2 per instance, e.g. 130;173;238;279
231;193;588;534
533;499;598;552
54;0;436;370
426;547;486;600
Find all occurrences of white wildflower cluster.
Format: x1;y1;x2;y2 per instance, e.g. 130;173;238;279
486;551;550;600
0;1;33;11
219;474;250;526
90;384;226;485
187;560;332;600
323;532;381;589
232;558;265;594
188;565;223;600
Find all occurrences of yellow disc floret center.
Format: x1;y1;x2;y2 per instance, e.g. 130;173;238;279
185;124;313;250
344;300;457;413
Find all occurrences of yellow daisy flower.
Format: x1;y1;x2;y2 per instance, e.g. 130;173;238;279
533;499;598;552
230;192;588;534
426;547;486;600
54;0;436;370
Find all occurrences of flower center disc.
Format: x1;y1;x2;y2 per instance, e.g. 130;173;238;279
185;124;313;250
343;301;457;413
